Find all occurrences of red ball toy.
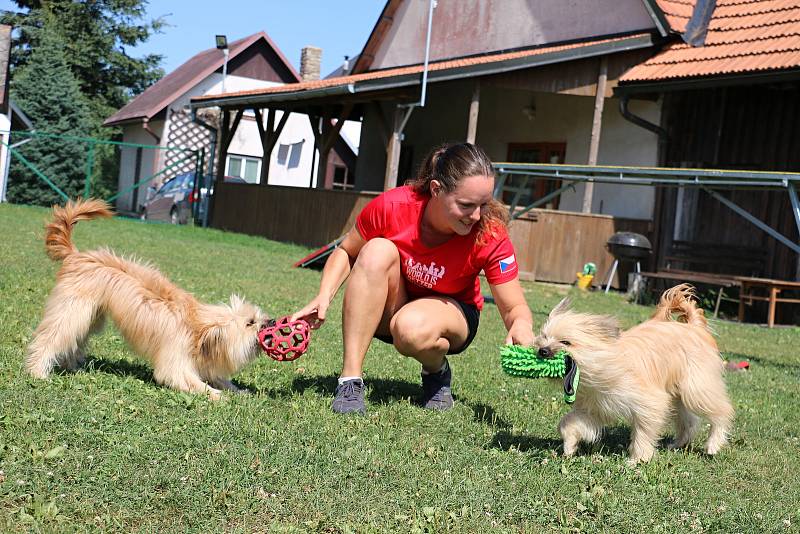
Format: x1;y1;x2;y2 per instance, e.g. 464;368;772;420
258;316;311;361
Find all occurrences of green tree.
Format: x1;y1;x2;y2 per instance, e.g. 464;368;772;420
2;1;165;202
7;19;94;205
2;0;165;123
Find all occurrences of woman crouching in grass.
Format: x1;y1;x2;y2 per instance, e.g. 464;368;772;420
292;143;534;414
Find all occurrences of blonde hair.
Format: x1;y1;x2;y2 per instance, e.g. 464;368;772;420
408;143;508;243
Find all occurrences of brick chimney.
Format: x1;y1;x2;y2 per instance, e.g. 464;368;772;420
300;46;322;81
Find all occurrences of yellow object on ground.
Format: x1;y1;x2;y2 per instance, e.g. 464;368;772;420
576;273;594;290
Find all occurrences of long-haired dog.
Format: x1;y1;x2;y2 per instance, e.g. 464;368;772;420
536;285;734;463
26;199;268;399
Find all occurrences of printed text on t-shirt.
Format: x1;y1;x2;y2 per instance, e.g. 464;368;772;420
405;258;446;289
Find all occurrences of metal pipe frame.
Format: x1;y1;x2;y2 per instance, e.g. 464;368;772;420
493;162;800;255
702;187;800;255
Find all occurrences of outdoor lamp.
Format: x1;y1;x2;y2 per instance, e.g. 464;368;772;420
216;35;229;93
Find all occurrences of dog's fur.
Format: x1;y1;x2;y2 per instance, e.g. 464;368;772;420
536;285;734;463
26;199;267;399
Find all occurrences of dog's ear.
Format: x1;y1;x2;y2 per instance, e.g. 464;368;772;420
549;297;571;318
588;315;621;340
228;294;245;310
198;323;224;359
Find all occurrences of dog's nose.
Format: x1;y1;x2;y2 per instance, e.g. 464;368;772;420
260;318;276;330
538;347;554;359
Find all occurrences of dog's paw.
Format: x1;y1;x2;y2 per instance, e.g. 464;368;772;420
205;387;223;401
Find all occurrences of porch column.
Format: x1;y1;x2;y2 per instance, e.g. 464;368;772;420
384;106;404;191
254;107;290;185
582;56;608;213
215;108;243;184
309;104;353;189
466;80;480;144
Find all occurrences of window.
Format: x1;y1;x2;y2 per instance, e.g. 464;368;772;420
331;165;353;190
277;141;304;169
225;154;261;184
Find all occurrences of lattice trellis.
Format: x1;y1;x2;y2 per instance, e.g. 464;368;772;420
161;108;216;182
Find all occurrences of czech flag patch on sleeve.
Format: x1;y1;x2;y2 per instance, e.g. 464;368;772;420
499;254;517;273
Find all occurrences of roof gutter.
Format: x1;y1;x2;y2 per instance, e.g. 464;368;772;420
191;83;356;110
192;33;655;111
615;68;800;96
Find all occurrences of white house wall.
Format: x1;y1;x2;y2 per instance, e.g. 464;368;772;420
355;80;660;220
135;73;326;188
116;121;163;213
478;87;660;220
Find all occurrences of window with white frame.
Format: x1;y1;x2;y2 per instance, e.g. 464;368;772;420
225;154;261;184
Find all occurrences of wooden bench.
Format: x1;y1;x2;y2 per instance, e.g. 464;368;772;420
637;269;741;317
736;277;800;328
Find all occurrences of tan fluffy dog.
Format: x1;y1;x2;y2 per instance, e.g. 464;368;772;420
535;285;734;463
26;199;267;399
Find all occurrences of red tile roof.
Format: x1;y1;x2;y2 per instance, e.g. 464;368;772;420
193;33;652;103
621;0;800;82
104;32;299;126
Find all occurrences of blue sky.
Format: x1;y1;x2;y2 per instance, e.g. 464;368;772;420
1;1;386;77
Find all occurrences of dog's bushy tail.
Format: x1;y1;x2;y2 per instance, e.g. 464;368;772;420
45;198;113;261
652;284;708;328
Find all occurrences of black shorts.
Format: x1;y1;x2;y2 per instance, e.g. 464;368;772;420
374;300;480;355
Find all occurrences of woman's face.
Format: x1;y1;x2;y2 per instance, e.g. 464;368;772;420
430;174;495;235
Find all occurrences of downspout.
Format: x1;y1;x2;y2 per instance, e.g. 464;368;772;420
619;93;669;272
142;117;161;143
395;0;436;136
191;108;218;227
619;94;667;155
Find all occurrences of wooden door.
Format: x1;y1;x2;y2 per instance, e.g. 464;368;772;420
505;142;566;209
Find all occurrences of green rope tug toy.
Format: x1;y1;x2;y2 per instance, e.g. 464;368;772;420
499;345;580;403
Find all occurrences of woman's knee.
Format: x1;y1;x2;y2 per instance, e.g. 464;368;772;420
390;311;443;355
353;238;400;275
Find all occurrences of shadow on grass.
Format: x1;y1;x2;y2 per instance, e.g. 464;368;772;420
291;374;421;406
486;424;631;456
82;355;258;392
83;355;155;384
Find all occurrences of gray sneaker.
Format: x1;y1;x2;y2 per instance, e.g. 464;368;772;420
421;361;453;410
332;378;366;415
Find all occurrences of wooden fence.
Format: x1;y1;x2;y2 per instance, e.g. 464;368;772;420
211;183;652;287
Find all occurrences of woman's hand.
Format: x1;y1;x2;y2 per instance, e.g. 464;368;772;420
504;319;535;346
291;294;331;329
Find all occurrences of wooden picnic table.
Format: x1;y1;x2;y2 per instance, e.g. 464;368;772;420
638;271;800;327
735;276;800;328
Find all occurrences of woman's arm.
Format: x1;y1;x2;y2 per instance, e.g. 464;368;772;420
291;226;366;328
489;278;535;346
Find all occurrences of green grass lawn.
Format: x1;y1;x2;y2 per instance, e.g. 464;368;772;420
1;203;798;533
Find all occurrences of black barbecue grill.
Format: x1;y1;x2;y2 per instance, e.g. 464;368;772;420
603;232;652;292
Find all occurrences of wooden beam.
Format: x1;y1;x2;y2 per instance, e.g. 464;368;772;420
216;109;231;184
267;110;290;155
372;101;391;146
321;104;354;154
466;80;481;144
307;104;355;189
582;56;608;213
383;106;404;191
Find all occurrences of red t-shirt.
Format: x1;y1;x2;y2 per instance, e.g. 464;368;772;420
356;185;518;310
